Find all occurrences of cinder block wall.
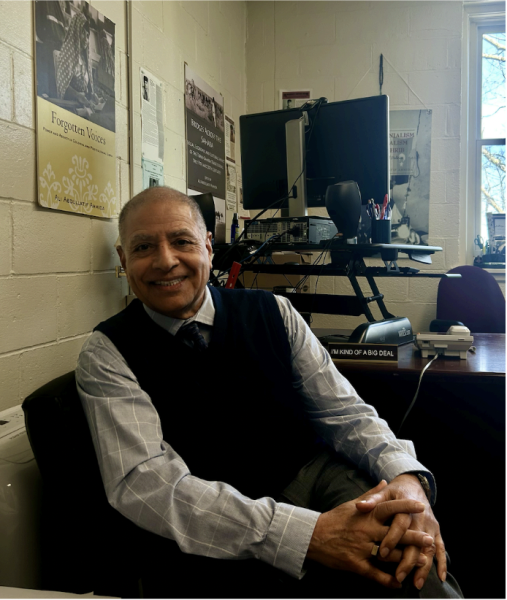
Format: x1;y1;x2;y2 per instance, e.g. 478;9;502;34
130;1;246;199
245;1;466;332
0;0;247;411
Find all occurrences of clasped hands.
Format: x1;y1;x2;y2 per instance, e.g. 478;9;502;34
307;475;446;590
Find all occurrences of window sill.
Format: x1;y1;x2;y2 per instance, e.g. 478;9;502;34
485;268;505;282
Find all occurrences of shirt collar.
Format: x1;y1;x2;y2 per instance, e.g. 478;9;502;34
143;286;215;335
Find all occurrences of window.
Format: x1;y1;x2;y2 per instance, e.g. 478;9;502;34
465;3;505;262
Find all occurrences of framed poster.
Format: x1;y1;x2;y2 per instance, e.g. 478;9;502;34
35;1;117;218
185;64;225;200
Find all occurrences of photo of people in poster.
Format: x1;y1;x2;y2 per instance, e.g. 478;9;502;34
35;0;117;219
35;0;115;131
185;64;226;201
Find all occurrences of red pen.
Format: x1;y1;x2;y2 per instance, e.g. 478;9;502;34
380;194;388;220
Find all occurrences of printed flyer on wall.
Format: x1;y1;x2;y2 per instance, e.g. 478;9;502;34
279;89;312;110
226;161;237;211
141;68;164;165
34;0;118;218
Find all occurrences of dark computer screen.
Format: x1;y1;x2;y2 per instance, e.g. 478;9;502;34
239;95;390;211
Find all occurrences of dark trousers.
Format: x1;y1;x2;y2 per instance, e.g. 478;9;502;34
140;449;463;598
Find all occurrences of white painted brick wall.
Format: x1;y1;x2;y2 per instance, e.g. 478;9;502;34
13;50;34;128
13;203;92;274
0;203;11;275
0;121;36;201
0;43;12;121
0;353;20;412
19;335;88;402
57;273;124;338
0;276;58;354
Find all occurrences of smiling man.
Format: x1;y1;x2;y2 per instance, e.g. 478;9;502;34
76;187;462;598
116;190;213;320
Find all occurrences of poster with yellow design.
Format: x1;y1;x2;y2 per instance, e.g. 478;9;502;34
34;1;117;218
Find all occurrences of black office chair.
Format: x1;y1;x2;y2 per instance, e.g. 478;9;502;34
22;372;147;598
22;373;287;598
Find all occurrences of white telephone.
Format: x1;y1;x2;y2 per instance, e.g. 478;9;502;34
414;325;474;359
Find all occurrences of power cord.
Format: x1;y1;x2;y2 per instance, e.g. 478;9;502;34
216;227;301;282
396;352;440;437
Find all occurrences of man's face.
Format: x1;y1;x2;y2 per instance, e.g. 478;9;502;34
118;198;212;319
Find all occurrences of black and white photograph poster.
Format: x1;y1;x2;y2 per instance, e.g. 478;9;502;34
389;109;433;245
185;64;226;200
35;0;117;218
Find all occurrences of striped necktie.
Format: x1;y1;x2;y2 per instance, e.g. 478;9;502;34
177;321;208;352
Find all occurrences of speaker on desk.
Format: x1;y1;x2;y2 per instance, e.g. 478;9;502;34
325;181;362;240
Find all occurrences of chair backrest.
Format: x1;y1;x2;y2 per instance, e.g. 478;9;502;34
22;372;144;597
192;192;216;239
436;265;505;333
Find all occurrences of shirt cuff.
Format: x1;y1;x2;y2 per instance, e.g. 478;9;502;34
259;502;320;579
375;451;437;506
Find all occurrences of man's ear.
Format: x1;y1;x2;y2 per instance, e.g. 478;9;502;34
117;245;127;271
205;232;213;266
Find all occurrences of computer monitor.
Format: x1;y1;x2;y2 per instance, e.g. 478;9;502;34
239;95;390;212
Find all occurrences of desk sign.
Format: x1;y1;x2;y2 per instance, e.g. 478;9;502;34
329;343;398;364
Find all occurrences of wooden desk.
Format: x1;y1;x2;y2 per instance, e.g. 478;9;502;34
313;331;506;598
322;332;505;379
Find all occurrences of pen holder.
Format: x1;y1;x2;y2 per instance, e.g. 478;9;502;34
371;219;391;244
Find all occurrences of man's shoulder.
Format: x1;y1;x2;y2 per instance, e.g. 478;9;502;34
79;329;120;359
210;286;278;312
94;298;144;334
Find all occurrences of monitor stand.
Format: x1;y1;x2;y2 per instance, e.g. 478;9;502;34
318;317;414;347
285;117;308;217
349;317;414;345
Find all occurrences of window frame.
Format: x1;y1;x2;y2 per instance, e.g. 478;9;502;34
463;2;505;265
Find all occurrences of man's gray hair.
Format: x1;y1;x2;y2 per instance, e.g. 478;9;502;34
118;186;208;246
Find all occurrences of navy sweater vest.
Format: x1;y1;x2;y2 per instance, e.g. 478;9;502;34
95;287;318;500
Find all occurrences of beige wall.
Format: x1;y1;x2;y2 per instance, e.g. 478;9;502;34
245;1;467;332
129;1;247;196
0;0;247;411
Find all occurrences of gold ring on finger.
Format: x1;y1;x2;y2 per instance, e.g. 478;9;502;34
371;543;380;557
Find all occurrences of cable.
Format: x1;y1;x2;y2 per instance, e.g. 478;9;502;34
293;236;333;293
242;97;325;244
214;98;328;282
216;229;296;281
396;353;439;437
379;54;384;95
